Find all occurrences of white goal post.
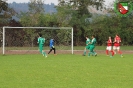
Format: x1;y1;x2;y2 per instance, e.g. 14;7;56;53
2;26;73;55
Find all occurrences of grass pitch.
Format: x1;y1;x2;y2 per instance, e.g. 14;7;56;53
0;54;133;88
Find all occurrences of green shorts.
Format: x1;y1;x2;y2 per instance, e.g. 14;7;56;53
86;45;90;50
39;44;44;53
89;45;95;51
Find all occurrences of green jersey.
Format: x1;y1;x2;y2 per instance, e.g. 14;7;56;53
86;38;91;46
38;37;45;45
85;38;91;49
91;38;96;46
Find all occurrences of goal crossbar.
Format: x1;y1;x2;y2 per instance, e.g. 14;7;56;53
3;27;73;29
2;26;74;55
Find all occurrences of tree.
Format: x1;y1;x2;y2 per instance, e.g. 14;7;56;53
19;0;45;47
56;0;105;45
20;0;44;26
0;0;16;46
0;0;8;13
0;0;16;25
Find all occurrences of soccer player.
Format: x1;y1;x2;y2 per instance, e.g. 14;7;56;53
113;34;123;57
88;35;97;57
106;36;114;57
48;39;56;55
83;36;91;56
37;33;47;57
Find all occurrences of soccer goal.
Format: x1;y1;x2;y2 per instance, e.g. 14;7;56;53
2;27;73;55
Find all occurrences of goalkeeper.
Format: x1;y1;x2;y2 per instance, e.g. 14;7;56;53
37;33;47;57
48;39;56;55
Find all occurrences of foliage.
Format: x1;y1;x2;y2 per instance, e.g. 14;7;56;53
0;0;16;25
1;0;133;46
0;0;17;46
56;0;105;45
19;0;45;47
88;13;133;45
20;0;44;26
0;0;8;12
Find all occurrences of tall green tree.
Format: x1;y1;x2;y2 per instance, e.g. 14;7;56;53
0;0;16;46
0;0;16;25
20;0;44;26
19;0;45;47
56;0;105;45
88;13;133;45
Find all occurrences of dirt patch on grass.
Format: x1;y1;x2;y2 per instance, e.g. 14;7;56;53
1;50;133;55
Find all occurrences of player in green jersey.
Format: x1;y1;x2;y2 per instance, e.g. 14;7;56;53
37;33;47;57
88;35;97;57
83;36;91;56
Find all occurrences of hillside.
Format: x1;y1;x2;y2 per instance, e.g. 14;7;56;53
8;2;57;13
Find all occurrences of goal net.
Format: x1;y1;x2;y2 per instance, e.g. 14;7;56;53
2;27;73;55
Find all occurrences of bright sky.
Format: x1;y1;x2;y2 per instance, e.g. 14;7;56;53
6;0;58;5
6;0;114;5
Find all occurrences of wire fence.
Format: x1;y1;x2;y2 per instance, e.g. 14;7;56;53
2;27;73;54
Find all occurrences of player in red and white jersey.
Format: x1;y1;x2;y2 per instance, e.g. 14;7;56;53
113;34;123;57
106;36;114;57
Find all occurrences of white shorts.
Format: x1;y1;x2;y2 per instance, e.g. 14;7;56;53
106;46;112;51
113;46;120;50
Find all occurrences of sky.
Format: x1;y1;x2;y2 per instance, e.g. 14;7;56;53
6;0;114;5
6;0;58;5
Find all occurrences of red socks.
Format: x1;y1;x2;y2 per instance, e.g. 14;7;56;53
106;50;114;56
118;50;122;54
106;50;109;55
111;50;114;56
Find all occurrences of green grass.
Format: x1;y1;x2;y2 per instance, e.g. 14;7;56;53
0;54;133;88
